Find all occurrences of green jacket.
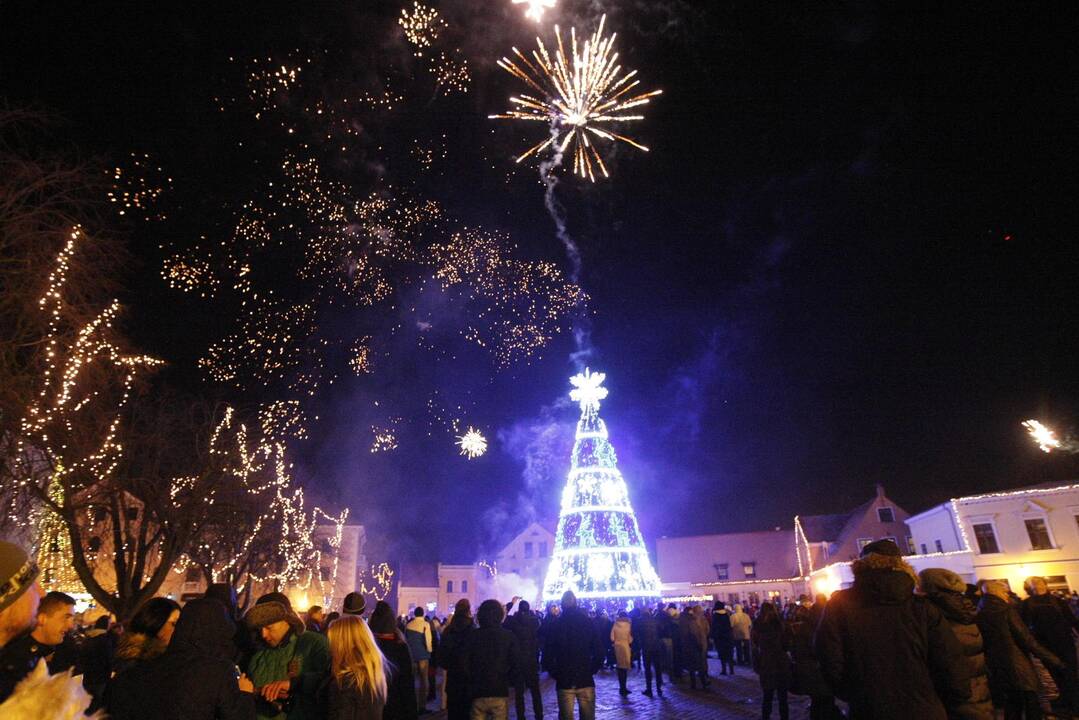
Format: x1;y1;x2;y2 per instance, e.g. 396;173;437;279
248;630;330;720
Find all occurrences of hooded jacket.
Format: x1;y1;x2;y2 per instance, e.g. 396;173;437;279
106;598;255;720
730;605;752;641
922;590;993;720
976;593;1062;702
814;554;969;720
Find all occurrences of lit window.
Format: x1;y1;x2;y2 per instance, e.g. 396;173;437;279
539;542;547;557
906;536;916;554
857;538;873;551
972;523;1000;554
1025;518;1053;551
446;580;454;593
934;539;944;553
524;542;533;559
461;580;468;592
877;507;895;523
715;563;729;581
742;562;756;579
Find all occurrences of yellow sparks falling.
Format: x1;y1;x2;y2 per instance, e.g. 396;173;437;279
489;14;662;181
513;0;556;23
399;1;445;56
457;426;488;459
1023;419;1062;453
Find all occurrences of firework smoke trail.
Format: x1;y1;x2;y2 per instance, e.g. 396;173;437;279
539;120;593;369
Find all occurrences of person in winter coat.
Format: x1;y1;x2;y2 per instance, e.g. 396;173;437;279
1022;576;1079;715
109;597;180;676
731;604;753;666
752;603;791;720
814;539;969;720
544;591;605;720
788;603;836;720
711;601;735;675
919;569;994;720
404;608;433;714
107;598;256;720
610;611;633;696
245;593;332;720
977;579;1063;720
324;614;389;720
368;601;418;720
631;602;663;698
678;606;710;690
461;599;520;719
0;589;80;701
504;600;543;720
438;599;475;720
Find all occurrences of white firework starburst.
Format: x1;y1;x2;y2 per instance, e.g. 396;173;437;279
513;0;556;23
457;426;488;459
1023;419;1062;453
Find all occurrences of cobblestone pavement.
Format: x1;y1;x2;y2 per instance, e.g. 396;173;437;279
423;657;827;719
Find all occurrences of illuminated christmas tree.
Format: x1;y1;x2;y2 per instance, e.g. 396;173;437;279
36;471;84;593
542;369;661;604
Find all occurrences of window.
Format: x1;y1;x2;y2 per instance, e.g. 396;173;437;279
1045;575;1070;593
920;543;928;555
742;562;756;579
857;538;873;551
972;523;1000;554
446;580;454;593
906;536;916;554
539;542;548;557
714;563;729;581
461;580;468;592
1025;518;1053;550
877;507;895;523
934;539;944;553
524;542;533;559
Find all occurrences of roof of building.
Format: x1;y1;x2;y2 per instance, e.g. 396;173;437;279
799;512;852;543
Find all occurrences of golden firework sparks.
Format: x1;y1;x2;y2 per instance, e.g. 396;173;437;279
1023;419;1062;453
489;14;662;181
457;426;488;459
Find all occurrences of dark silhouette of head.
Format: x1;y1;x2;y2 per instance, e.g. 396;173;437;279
414;606;425;618
518;600;531;614
561;591;577;609
477;599;505;628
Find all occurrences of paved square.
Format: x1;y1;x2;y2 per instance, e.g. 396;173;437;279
424;657;824;719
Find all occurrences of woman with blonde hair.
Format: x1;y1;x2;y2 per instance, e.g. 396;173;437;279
326;614;391;720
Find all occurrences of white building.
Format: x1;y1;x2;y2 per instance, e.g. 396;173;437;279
810;482;1079;596
492;521;556;607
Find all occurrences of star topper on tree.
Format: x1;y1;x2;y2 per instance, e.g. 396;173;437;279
569;367;608;411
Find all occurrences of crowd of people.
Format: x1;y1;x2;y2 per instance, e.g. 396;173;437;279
3;537;1079;719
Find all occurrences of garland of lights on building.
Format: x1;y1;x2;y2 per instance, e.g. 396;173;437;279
542;369;661;602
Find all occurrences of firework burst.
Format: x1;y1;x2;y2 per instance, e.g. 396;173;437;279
513;0;556;23
457;426;488;459
490;14;662;181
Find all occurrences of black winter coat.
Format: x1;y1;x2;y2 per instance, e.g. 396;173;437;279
631;611;661;653
462;626;520;699
375;635;417;720
788;607;830;698
711;609;734;650
1022;594;1079;670
505;611;541;674
752;619;791;691
925;592;993;720
544;608;604;690
814;567;969;720
105;599;255;720
976;594;1062;703
324;679;386;720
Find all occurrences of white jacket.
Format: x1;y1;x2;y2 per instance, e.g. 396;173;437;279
0;660;103;719
730;604;752;641
405;616;433;652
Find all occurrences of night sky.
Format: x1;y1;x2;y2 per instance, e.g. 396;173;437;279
4;1;1078;564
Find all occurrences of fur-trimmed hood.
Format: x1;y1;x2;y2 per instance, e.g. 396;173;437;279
115;632;168;663
851;553;918;605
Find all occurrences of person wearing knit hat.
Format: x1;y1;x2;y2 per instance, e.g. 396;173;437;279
0;541;41;650
244;593;329;720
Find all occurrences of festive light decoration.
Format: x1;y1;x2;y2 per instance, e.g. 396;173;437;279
490;15;662;181
35;470;83;593
456;426;488;459
359;563;395;601
542;369;661;602
513;0;557;23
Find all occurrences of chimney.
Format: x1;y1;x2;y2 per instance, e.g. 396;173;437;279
875;483;886;500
